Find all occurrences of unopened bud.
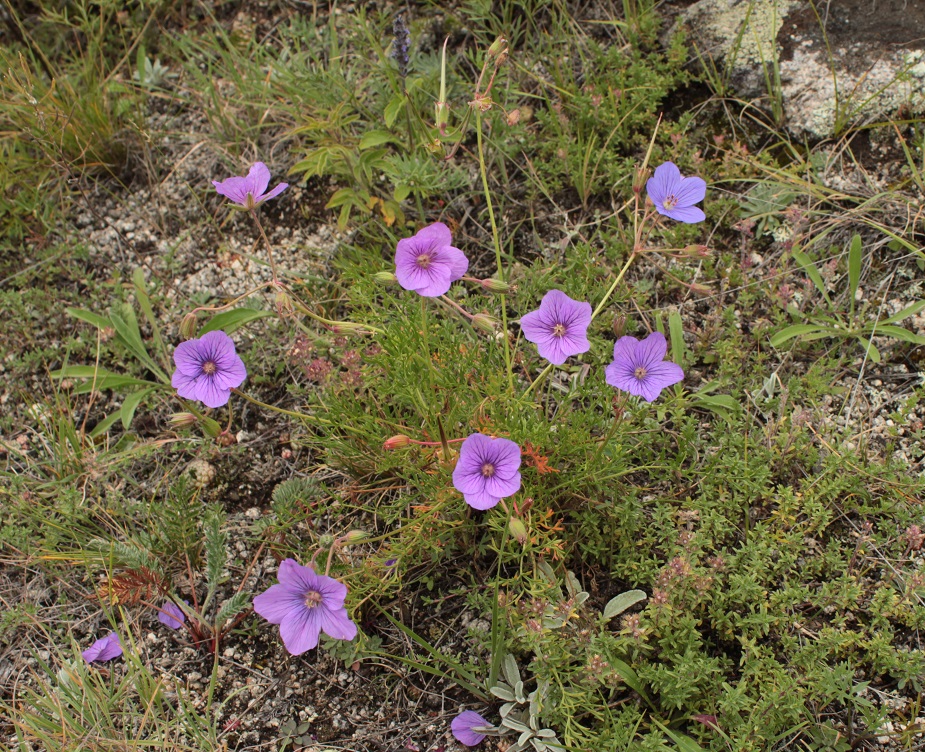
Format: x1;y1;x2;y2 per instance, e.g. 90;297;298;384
374;271;398;285
275;290;293;316
179;312;198;340
486;37;508;58
683;244;710;258
342;530;367;545
508;517;528;545
506;109;521;126
169;412;198;429
329;321;367;335
200;416;222;439
480;278;511;293
612;315;626;338
383;434;411;450
435;101;449;134
632;166;649;195
471;313;499;334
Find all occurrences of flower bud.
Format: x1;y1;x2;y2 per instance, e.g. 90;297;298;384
275;290;293;316
682;244;710;258
435;101;449;135
632;166;649;195
169;412;198;429
200;416;222;439
506;109;521;126
612;315;626;338
508;517;528;546
383;434;411;450
342;530;367;545
374;271;398;285
329;321;368;335
480;278;511;294
470;313;499;334
487;37;508;58
178;312;198;340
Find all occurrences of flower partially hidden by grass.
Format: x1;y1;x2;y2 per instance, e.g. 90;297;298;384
171;331;247;409
394;222;468;297
212;162;288;209
519;289;592;365
646;161;706;223
252;559;357;655
82;632;122;664
158;601;187;630
452;433;521;510
605;331;684;402
451;710;493;746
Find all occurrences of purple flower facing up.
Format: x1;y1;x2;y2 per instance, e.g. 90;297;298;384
82;632;122;664
172;330;247;409
158;600;188;630
451;711;493;747
646;161;707;224
519;289;592;365
452;433;521;511
394;222;468;297
212;162;288;209
605;331;684;402
253;559;358;656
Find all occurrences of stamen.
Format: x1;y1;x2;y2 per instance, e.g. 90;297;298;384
481;462;496;478
634;366;647;380
416;253;432;269
552;323;566;338
202;361;217;375
304;591;323;608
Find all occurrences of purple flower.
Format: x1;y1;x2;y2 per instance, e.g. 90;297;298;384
82;632;122;663
252;559;358;655
158;600;187;630
394;222;468;297
451;711;492;747
172;331;247;409
519;289;592;365
646;161;706;224
212;162;288;209
452;433;521;511
605;331;684;402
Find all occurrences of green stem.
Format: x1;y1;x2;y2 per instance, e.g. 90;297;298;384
475;109;514;393
249;209;281;284
232;389;371;436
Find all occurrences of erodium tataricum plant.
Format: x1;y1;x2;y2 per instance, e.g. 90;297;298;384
452;433;522;510
252;559;358;655
171;330;247;409
646;161;707;224
394;222;468;297
605;331;684;402
519;289;592;365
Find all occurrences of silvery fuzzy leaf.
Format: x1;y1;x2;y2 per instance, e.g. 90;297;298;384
530;739;546;752
514;680;526;703
502;654;521;687
490;685;516;701
536;729;557;738
519;731;534;747
602;589;647;620
502;717;531;733
500;702;516;717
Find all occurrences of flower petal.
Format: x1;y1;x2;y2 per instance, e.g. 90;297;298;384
319;606;358;641
279;605;322;655
673;175;707;207
253;582;304;624
245;162;271;198
212;177;250;205
636;331;668;367
664;205;705;224
259;182;288;203
647;161;681;206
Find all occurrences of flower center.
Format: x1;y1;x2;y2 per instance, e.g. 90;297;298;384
416;253;432;269
481;462;496;478
202;360;217;375
662;194;677;210
634;366;648;381
552;323;566;338
304;590;323;608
